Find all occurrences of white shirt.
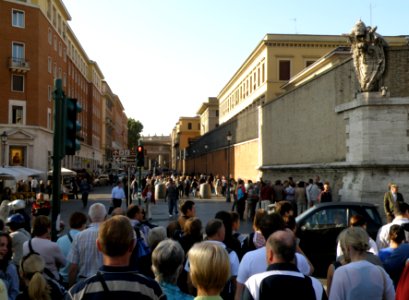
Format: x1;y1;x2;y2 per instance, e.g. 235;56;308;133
376;217;409;249
236;246;310;284
329;260;395;300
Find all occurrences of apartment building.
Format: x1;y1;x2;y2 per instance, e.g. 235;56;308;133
0;0;128;173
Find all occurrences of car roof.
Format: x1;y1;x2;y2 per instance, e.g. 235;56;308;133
312;201;378;208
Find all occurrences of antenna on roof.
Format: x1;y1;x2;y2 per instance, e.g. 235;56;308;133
292;18;298;34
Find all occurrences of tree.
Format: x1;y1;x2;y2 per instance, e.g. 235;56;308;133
128;118;143;149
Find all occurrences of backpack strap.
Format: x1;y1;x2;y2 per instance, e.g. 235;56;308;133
28;239;39;255
96;271;110;300
67;231;73;243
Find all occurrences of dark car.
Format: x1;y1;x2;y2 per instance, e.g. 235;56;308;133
295;202;382;278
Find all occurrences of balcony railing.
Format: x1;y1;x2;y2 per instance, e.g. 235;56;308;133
9;57;30;73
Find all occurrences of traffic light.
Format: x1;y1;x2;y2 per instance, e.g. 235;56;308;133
64;98;81;155
136;145;144;167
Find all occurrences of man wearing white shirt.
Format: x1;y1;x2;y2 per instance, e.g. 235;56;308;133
376;202;409;249
235;213;311;300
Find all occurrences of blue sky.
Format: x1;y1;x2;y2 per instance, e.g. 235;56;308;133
64;0;409;136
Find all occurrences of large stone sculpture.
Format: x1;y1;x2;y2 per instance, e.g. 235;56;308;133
348;20;388;92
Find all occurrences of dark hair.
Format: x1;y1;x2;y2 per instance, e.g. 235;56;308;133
205;219;224;238
285;215;296;231
98;216;135;257
389;224;406;244
260;213;286;240
394;202;409;216
181;200;195;215
275;201;294;217
32;216;51;237
126;205;142;219
0;232;12;272
215;211;233;238
184;217;202;238
349;215;366;227
230;211;240;224
69;212;87;229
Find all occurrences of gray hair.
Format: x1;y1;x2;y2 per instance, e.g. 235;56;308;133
147;226;167;249
88;203;107;223
152;239;185;284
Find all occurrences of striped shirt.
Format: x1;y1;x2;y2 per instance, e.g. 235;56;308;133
68;265;166;300
67;223;103;279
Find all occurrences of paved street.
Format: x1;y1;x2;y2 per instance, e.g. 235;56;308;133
59;185;254;234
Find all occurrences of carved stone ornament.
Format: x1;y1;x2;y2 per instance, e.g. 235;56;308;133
348;20;388;92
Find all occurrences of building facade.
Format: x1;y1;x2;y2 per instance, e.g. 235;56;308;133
0;0;128;174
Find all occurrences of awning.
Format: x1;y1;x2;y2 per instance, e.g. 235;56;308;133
47;167;77;176
0;166;45;181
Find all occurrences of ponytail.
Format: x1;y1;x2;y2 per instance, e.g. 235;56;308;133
27;271;51;300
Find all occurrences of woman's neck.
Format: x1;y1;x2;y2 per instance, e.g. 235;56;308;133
196;287;220;297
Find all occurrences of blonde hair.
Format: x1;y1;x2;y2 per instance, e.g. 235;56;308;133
188;242;230;293
338;226;369;254
20;254;51;300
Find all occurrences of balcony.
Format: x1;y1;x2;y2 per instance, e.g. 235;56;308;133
9;57;30;73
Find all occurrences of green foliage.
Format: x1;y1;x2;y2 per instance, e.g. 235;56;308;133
128;118;143;149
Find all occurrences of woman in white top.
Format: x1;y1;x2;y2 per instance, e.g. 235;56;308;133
329;227;395;300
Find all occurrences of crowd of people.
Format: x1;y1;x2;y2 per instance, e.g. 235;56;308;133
0;172;408;299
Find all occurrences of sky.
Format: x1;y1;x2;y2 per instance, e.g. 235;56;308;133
63;0;409;136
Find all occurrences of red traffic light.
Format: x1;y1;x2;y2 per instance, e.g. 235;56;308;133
137;146;143;153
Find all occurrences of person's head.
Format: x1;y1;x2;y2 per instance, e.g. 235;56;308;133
69;211;87;230
32;215;51;238
166;220;180;240
188;242;230;295
231;211;240;231
36;193;45;203
274;201;294;221
338;226;369;259
388;224;406;245
152;239;185;284
97;215;135;258
259;213;286;240
215;211;233;239
253;209;267;231
390;184;398;193
349;215;366;228
205;219;225;242
0;232;12;263
126;204;144;222
184;217;203;239
147;226;167;250
6;213;25;231
180;200;196;217
20;253;51;300
394;201;409;217
88;203;107;223
266;230;297;264
323;183;330;192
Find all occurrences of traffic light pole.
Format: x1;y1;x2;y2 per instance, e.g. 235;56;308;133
51;79;64;241
138;166;142;206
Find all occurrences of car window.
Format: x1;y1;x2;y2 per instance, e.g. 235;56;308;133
365;207;382;225
302;208;347;229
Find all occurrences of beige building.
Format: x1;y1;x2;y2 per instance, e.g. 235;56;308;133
197;97;219;135
141;135;171;171
171;116;200;173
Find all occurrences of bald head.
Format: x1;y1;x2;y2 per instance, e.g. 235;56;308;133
267;230;296;263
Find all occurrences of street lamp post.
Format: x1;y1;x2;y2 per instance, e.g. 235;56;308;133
1;131;7;167
193;150;196;176
204;144;208;175
226;131;232;202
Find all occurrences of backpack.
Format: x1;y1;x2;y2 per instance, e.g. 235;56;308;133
129;224;151;269
27;239;61;283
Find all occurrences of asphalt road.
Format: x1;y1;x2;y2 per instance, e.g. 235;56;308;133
59;185;254;234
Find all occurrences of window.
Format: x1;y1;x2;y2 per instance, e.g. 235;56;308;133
12;42;24;62
216;110;219;117
12;74;24;92
48;28;52;45
48;85;52;101
188;122;192;130
59;41;62;56
12;105;23;124
47;108;52;129
54;36;57;51
306;60;316;67
12;10;25;28
279;60;291;81
48;56;52;73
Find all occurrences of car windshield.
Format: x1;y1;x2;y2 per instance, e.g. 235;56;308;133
300;207;347;229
